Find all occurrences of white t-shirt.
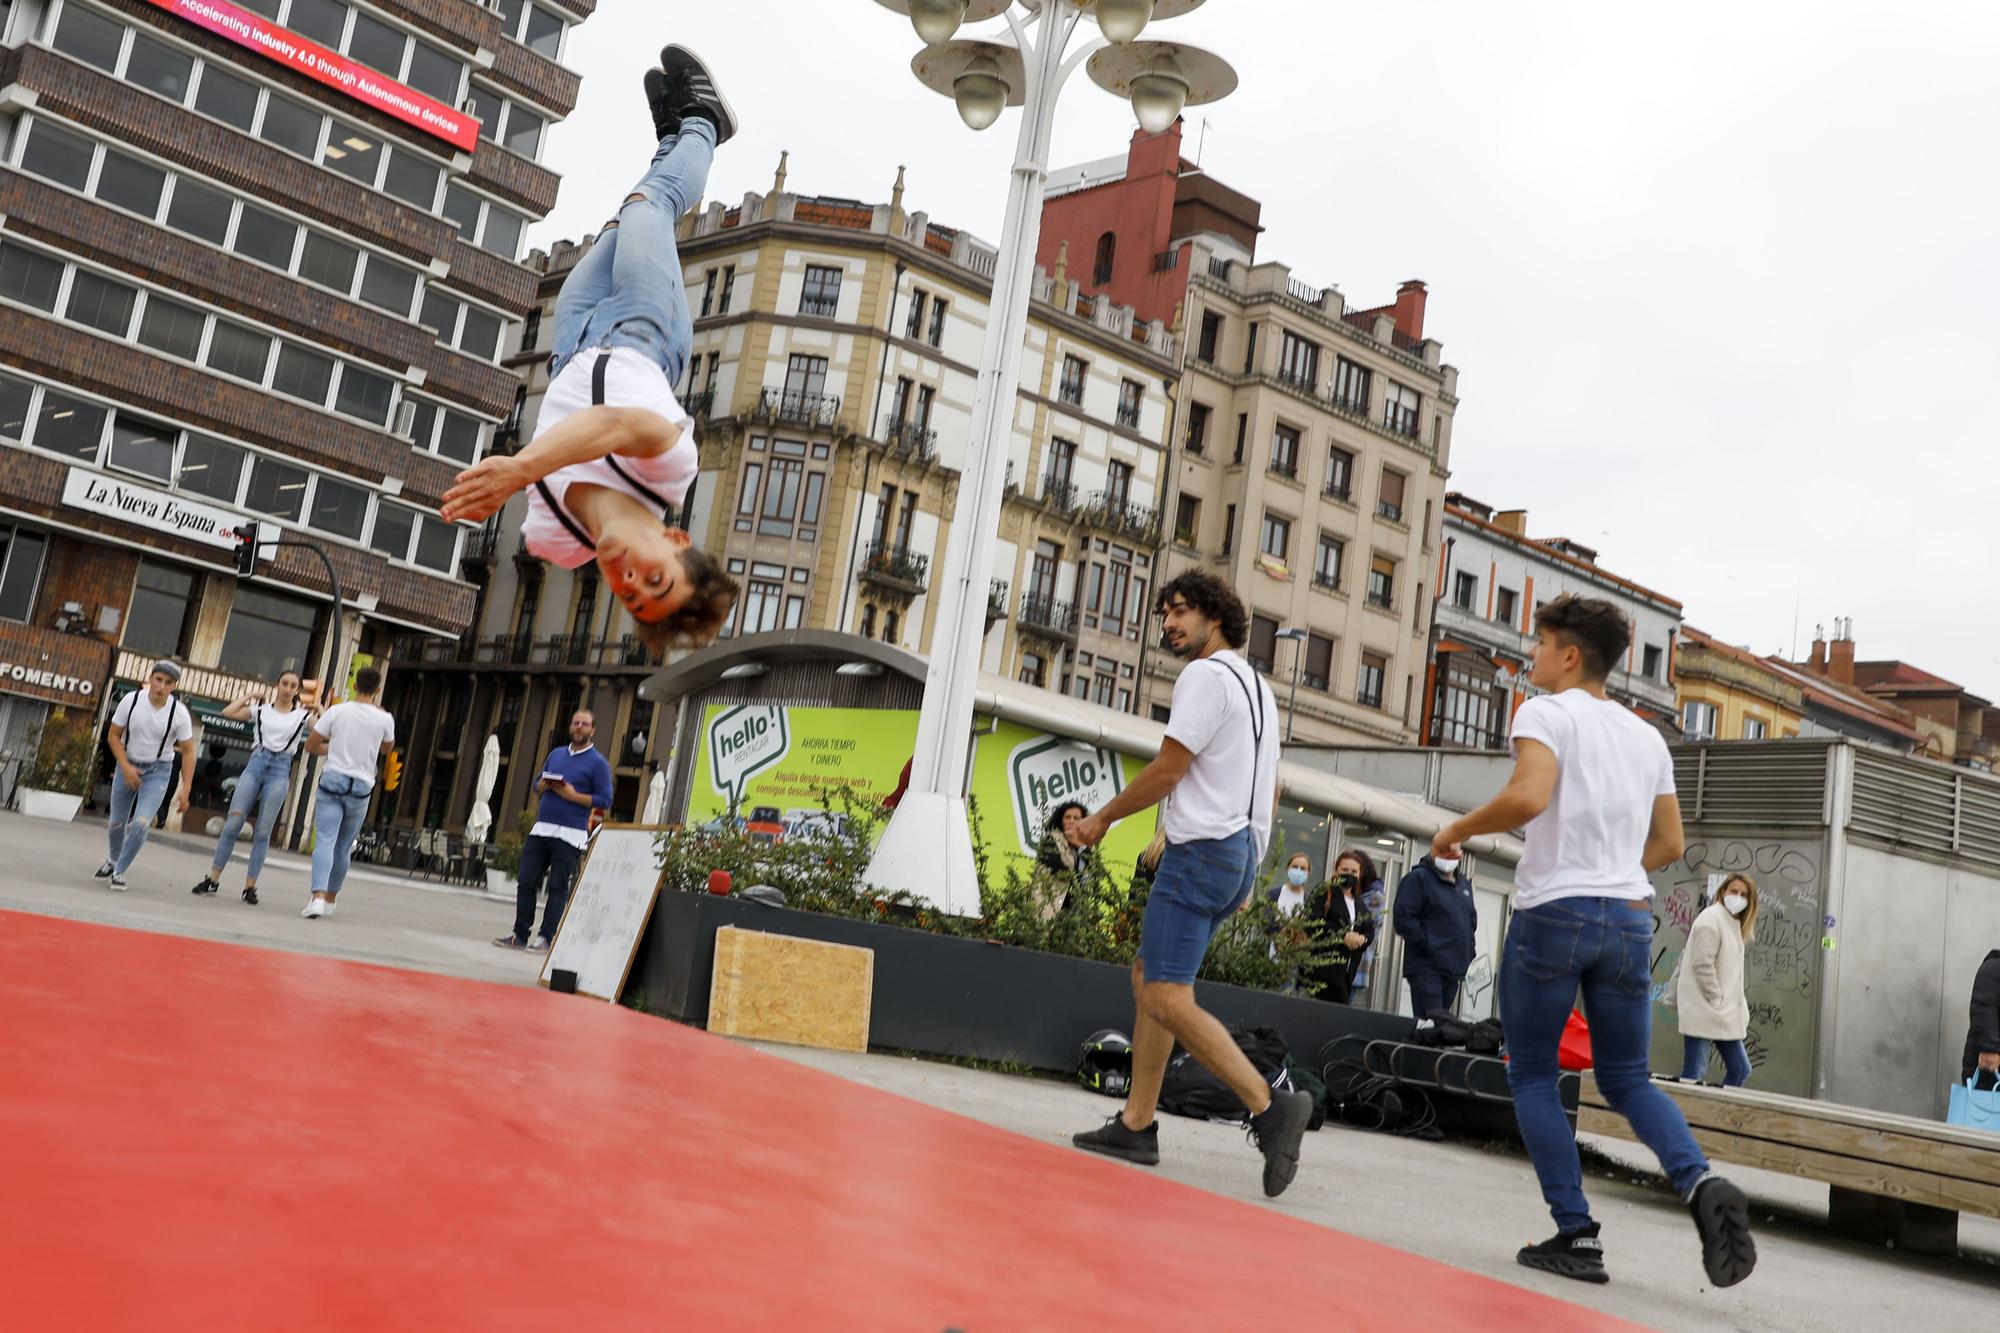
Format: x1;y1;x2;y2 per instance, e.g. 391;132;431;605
113;691;194;763
1272;883;1307;917
521;347;698;570
251;702;313;755
313;701;397;783
1160;650;1280;861
1510;689;1676;910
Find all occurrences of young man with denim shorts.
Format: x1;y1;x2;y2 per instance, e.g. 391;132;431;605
443;46;740;651
1434;594;1756;1287
1067;572;1314;1197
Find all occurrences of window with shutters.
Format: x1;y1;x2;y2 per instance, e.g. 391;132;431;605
1367;555;1396;609
1247;615;1279;675
1358;652;1387;709
1304;634;1334;691
1378;469;1407;523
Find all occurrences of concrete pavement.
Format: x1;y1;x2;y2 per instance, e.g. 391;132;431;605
0;808;539;986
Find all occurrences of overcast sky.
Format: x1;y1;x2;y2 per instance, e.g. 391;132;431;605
531;1;2000;697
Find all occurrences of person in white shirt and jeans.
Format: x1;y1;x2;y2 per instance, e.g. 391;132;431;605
98;659;196;890
301;666;396;919
1435;595;1756;1288
1067;572;1314;1198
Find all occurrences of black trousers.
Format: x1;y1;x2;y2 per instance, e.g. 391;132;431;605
513;834;581;943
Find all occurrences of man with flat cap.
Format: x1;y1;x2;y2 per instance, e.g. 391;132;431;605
99;659;195;890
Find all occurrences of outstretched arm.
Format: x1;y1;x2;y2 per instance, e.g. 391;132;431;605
1068;740;1195;848
441;405;684;523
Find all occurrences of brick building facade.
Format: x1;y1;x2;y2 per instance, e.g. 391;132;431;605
0;0;587;835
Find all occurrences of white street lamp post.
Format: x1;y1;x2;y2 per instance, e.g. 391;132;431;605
864;0;1234;914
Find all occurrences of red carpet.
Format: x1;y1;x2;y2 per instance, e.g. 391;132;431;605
0;910;1639;1331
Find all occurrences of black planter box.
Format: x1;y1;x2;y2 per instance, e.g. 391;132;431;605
627;891;1417;1074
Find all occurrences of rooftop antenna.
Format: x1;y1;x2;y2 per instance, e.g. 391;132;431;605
1196;116;1211;168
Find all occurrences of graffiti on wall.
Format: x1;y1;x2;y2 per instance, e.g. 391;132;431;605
1648;839;1823;1095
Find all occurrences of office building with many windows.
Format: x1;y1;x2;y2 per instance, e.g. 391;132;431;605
0;0;586;830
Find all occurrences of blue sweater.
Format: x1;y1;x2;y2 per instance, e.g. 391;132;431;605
534;744;614;832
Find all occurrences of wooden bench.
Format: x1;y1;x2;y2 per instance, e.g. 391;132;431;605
1579;1076;2000;1255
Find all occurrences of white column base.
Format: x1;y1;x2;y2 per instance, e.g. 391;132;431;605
864;791;981;917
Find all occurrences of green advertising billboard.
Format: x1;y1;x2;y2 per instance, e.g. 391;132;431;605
684;704;1158;886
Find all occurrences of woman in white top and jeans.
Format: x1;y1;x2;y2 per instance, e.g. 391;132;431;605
191;670;316;906
1677;874;1758;1086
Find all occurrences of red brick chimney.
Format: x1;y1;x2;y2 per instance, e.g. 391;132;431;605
1828;623;1856;686
1392;280;1428;342
1808;633;1826;675
1493;509;1527;536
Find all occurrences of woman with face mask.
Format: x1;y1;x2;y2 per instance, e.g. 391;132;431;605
1296;849;1380;1005
1675;874;1759;1086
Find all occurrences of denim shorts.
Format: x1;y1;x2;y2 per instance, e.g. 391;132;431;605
1137;828;1258;985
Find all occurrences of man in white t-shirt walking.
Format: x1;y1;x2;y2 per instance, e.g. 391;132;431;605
1067;572;1314;1197
301;666;396;919
98;659;196;890
442;45;739;652
1435;595;1755;1288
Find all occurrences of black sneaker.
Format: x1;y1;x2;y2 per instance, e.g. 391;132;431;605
94;860;114;879
660;44;737;145
1247;1088;1313;1197
643;67;679;141
492;934;526;950
1517;1225;1609;1284
191;876;220;896
242;887;259;906
1071;1114;1160;1166
1687;1173;1757;1287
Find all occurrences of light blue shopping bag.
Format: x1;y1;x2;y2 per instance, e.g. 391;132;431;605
1947;1077;2000;1133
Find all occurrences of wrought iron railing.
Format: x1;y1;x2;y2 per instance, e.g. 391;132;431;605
1018;594;1079;639
755;388;840;428
1079;492;1160;543
882;415;938;458
859;540;930;591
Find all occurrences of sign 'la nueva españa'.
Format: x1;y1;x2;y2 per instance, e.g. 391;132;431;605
145;0;481;153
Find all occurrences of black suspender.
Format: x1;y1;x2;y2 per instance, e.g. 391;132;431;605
121;693;183;761
1210;657;1269;820
534;353;682;552
254;705;312;756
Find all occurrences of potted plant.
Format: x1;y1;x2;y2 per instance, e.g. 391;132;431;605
16;710;99;822
484;810;533;894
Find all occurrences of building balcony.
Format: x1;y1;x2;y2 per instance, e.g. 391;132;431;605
389;633;655;671
1311;572;1342;594
459;520;502;568
1018;594;1079;643
755;388;841;429
1078;492;1160;545
1302;672;1330;692
684;388;716;420
1267;460;1299;482
858;540;929;596
881;414;938;461
986;579;1009;630
1039;475;1081;515
1116;404;1141;429
1377;500;1404;523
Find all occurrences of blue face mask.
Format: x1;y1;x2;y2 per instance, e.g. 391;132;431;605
1286;867;1309;887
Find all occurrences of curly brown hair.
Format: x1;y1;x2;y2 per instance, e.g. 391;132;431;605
1534;593;1633;681
1154;570;1249;649
635;545;740;654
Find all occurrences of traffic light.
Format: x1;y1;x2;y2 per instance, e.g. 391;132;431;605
297;679;321;712
384;749;403;792
232;524;258;577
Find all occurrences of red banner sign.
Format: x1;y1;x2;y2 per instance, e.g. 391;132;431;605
145;0;480;154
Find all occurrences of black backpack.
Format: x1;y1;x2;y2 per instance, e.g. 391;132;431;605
1157;1025;1291;1123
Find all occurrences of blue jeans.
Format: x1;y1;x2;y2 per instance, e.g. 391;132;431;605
512;833;582;943
1138;829;1258;985
549;121;714;384
311;772;374;897
209;748;295;883
1501;897;1710;1232
1681;1036;1752;1087
107;759;175;874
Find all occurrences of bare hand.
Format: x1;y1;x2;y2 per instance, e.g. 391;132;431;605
120;764;141;791
1980;1052;1999;1074
1344;931;1367;951
1430;827;1463;862
1068;814;1109;849
441;455;530;524
174;788;191;814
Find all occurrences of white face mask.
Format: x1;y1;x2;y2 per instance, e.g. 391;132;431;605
1723;893;1749;916
1286;867;1309;887
1432;857;1460;875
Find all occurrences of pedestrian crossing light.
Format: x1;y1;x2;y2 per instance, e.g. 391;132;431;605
232;524;258;578
384;749;404;792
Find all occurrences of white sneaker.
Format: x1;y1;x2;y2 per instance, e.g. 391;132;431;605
302;898;327;919
323;898;337;917
526;935;551;954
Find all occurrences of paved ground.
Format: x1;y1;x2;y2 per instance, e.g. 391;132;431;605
6;805;1998;1331
0;808;538;986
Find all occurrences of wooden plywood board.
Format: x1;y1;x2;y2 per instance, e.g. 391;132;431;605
708;927;873;1054
1579;1105;2000;1220
1579;1076;2000;1188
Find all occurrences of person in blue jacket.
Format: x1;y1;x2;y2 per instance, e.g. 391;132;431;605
1394;851;1478;1019
493;709;615;952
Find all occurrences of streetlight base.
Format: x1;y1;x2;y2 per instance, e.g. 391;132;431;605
865;791;982;917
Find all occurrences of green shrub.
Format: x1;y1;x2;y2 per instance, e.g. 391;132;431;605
21;710;98;797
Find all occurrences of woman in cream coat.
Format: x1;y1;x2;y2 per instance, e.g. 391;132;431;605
1676;873;1758;1086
